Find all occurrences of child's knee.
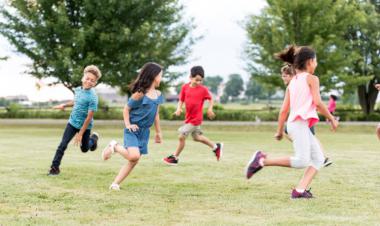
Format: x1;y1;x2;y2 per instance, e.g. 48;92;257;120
290;157;309;168
178;134;186;141
311;155;324;170
192;135;199;141
128;149;141;162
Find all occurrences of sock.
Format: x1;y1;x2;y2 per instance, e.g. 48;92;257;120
259;157;265;167
212;144;217;150
296;188;305;193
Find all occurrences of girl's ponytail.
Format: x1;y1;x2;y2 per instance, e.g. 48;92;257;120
275;45;297;64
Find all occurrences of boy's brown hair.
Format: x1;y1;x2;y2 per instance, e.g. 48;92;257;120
84;65;102;80
281;64;295;76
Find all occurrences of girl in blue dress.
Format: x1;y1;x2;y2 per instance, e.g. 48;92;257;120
102;62;164;190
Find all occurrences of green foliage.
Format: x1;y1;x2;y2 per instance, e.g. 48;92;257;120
6;103;22;113
224;74;244;100
0;98;11;107
244;0;370;94
0;0;195;94
245;78;266;101
344;2;380;114
204;75;223;95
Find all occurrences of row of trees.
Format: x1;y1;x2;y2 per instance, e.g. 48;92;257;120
176;74;268;103
245;0;380;114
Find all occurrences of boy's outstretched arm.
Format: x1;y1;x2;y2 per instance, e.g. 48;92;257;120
53;100;74;110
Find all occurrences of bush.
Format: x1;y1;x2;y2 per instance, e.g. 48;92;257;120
1;105;380;122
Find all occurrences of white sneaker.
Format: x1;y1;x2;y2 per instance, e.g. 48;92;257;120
102;140;117;161
109;183;120;191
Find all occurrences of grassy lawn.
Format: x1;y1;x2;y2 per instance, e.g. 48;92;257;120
0;121;379;225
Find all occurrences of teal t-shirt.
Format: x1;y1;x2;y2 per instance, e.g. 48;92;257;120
68;87;98;129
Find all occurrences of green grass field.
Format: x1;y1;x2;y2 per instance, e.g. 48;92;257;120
0;120;379;226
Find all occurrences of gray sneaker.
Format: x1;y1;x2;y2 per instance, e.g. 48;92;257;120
323;157;333;167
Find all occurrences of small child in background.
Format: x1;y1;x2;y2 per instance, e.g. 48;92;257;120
327;94;339;122
48;65;101;176
102;62;164;190
163;66;223;165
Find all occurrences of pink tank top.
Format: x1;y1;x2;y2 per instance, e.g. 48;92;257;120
287;72;319;127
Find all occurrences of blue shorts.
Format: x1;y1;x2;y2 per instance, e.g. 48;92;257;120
123;128;150;155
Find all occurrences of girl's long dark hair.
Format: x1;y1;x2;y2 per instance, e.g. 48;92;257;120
129;62;163;94
275;45;316;70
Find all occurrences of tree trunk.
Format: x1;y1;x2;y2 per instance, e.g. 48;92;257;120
358;79;379;115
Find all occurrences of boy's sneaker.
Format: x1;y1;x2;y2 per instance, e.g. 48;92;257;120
323;157;333;167
213;143;223;161
163;155;178;166
291;189;313;199
48;166;60;176
90;132;99;151
245;151;266;179
102;140;117;161
109;183;120;191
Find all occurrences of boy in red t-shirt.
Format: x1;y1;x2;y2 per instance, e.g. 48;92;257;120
163;66;223;165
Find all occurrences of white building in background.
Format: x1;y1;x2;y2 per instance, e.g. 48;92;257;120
95;85;127;104
4;95;32;106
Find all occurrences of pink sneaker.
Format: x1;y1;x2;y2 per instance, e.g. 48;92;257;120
245;151;266;179
102;140;117;161
291;188;313;199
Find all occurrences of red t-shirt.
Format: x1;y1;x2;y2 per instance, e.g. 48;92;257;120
179;83;212;126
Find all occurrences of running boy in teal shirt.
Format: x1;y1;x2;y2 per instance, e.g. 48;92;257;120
48;65;101;176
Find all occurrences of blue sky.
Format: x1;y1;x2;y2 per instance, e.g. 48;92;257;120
0;0;266;101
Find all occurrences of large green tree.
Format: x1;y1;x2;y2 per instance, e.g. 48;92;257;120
0;0;195;93
223;73;244;101
245;0;376;113
245;77;265;101
204;75;223;95
344;1;380;114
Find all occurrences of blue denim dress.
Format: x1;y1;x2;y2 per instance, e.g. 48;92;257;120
123;94;164;154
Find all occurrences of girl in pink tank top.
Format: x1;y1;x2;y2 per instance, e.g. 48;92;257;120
245;45;338;199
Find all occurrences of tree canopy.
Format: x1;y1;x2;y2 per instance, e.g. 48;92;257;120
245;0;380;114
0;0;195;94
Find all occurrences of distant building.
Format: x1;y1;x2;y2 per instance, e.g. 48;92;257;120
4;95;32;106
95;86;127;104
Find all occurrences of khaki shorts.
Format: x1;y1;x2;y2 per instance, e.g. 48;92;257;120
178;123;203;138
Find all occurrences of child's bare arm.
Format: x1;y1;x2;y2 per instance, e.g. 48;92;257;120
206;98;215;119
275;88;290;140
154;106;162;143
53;100;74;110
124;92;144;131
174;101;183;116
